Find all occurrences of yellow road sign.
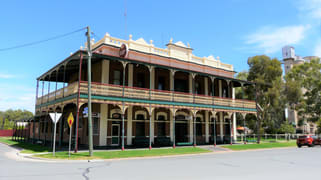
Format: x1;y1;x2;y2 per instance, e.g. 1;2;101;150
67;112;74;128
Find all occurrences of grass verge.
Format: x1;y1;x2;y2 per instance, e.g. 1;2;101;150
35;147;211;160
222;141;296;151
0;137;50;154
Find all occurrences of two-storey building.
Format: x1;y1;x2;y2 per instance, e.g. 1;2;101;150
32;33;257;149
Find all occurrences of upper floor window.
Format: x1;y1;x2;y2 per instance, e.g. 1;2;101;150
137;73;145;88
158;76;165;90
113;70;121;85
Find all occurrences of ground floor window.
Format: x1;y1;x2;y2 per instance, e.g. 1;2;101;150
157;123;166;137
136;122;145;136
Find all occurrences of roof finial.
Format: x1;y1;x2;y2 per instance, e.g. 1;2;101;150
169;38;173;43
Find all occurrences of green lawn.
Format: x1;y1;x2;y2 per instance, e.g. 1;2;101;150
36;147;211;160
0;137;51;154
222;141;297;151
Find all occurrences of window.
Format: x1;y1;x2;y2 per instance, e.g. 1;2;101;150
158;76;165;90
136;114;145;120
175;115;186;120
137;73;145;88
136;122;145;136
113;70;121;85
195;82;199;94
158;115;165;121
175;79;188;93
158;123;166;137
93;117;99;135
196;117;202;136
223;88;228;97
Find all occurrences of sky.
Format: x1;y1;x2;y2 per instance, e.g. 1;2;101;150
0;0;321;112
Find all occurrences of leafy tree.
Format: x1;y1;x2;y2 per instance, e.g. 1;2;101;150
246;55;285;142
278;121;295;134
0;109;33;130
285;58;321;128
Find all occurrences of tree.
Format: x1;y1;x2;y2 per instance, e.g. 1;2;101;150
278;121;295;134
285;58;321;129
246;55;285;143
0;109;33;130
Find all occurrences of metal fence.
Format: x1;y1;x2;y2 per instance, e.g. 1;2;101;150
235;134;321;143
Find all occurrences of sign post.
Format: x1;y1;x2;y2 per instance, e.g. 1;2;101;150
49;112;62;157
67;112;74;157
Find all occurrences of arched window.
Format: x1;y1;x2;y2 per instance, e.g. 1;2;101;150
175;115;186;120
158;115;165;121
136;114;145;120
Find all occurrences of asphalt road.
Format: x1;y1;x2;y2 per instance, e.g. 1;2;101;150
0;143;320;180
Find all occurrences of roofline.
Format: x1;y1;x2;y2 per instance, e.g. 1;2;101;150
36;50;87;80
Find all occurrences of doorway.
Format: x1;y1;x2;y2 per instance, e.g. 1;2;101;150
111;124;120;146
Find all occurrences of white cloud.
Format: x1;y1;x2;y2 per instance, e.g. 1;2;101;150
0;73;15;79
313;40;321;57
298;0;321;19
245;25;310;54
0;84;35;112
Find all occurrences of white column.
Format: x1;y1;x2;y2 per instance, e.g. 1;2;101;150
99;104;108;146
219;80;222;97
101;60;109;84
128;64;133;87
170;111;174;141
205;111;209;143
189;113;193;143
220;112;224;141
233;113;236;141
127;106;132;145
204;77;208;95
170;70;174;91
189;74;193;93
232;85;236;141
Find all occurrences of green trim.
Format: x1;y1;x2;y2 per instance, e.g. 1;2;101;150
79;94;256;112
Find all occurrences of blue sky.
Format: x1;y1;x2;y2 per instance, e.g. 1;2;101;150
1;0;321;112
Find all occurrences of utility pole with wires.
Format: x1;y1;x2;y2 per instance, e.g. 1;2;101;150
86;26;93;156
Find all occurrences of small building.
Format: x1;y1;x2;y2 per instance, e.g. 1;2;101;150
31;33;257;148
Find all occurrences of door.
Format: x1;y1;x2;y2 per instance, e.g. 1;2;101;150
111;124;120;146
175;123;188;143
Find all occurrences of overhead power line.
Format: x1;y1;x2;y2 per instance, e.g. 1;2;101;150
0;27;87;52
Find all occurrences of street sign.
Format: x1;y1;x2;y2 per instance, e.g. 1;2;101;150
48;112;62;157
67;112;74;128
49;113;62;123
67;112;74;158
83;107;88;115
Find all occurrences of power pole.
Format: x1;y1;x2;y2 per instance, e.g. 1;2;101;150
86;26;93;156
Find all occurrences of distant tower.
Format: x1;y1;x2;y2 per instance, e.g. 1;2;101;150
282;46;299;128
282;46;296;74
282;46;318;134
